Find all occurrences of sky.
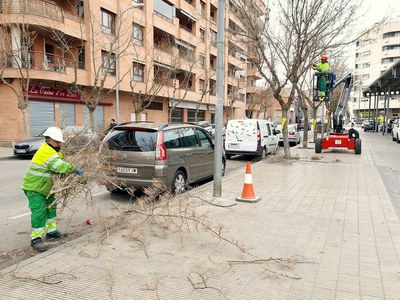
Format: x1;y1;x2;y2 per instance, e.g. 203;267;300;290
359;0;399;29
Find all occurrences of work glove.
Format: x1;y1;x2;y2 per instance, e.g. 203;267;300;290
76;168;84;175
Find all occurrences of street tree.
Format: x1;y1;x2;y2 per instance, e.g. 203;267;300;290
235;0;360;158
0;21;36;138
50;1;143;129
246;88;274;119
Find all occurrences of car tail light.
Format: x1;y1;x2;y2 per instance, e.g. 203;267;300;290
289;131;295;136
155;131;167;160
257;130;261;141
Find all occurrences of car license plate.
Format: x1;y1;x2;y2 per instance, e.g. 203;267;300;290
228;144;239;149
116;167;137;174
16;149;26;153
335;140;342;145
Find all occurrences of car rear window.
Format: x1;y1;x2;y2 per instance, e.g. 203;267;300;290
104;129;157;152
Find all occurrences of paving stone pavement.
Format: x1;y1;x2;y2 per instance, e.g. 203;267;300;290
1;132;400;300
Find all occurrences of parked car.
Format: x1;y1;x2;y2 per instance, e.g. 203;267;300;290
276;124;301;146
392;119;400;143
224;119;279;159
193;121;213;134
13;126;96;157
100;122;226;194
363;121;375;132
380;119;394;133
13;129;46;157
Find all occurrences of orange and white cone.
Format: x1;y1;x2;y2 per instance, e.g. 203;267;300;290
236;162;261;203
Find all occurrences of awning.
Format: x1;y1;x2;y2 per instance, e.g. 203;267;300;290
174;39;194;50
154;61;174;70
132;58;145;65
181;9;196;21
363;60;400;96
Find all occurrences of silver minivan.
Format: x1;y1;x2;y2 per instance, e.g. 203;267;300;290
101;122;226;194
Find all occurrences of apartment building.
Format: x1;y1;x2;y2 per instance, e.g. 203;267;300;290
0;0;265;144
350;20;400;121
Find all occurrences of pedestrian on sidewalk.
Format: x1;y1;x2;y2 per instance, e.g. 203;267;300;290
21;127;84;252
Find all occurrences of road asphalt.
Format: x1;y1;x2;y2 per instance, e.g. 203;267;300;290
1;131;400;299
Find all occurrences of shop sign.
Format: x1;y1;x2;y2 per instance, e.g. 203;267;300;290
26;85;80;100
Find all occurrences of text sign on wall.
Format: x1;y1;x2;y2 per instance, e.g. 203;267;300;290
27;85;80;100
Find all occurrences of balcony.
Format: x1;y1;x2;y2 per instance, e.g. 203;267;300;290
0;0;84;38
2;50;85;73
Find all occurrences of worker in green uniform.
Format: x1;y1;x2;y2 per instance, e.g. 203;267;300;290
21;127;84;252
312;55;330;101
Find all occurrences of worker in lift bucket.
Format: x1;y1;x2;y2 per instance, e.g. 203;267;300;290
311;55;330;101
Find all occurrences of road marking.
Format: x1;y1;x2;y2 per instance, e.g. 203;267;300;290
10;212;31;220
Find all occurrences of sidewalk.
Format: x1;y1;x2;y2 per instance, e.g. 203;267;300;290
1;135;400;300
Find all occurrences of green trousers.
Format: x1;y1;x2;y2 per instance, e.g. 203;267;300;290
23;190;58;240
317;75;327;96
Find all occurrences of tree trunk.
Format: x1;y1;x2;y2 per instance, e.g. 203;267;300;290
282;108;291;158
21;107;28;138
303;109;309;148
89;110;95;129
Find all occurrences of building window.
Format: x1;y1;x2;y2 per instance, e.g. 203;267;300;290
133;23;144;45
383;44;400;51
77;1;84;18
101;51;116;75
199;79;205;92
200;1;205;17
101;8;115;35
200;28;205;42
133;62;145;81
383;31;400;38
187;109;205;122
210;30;217;44
199;54;205;68
382;57;400;64
355;63;370;69
170;108;183;122
78;47;85;69
45;43;54;64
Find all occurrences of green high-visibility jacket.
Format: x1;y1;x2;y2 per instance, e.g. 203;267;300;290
21;142;76;196
313;62;329;73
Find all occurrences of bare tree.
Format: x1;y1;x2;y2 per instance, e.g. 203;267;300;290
49;1;142;129
246;88;274;119
0;20;37;138
235;0;360;158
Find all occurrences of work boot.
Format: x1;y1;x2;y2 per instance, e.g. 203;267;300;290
46;231;68;240
31;238;47;252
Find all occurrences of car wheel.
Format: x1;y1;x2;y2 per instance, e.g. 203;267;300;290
397;134;400;144
355;138;362;155
297;137;301;145
171;170;187;195
226;154;232;160
393;134;396;142
315;138;322;153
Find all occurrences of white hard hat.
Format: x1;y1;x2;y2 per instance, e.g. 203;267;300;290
43;127;65;142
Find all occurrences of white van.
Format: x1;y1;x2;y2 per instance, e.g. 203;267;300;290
224;119;279;159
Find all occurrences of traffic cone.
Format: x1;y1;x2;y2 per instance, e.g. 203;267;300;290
236;162;261;203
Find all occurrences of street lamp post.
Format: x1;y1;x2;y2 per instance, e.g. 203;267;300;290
115;2;144;124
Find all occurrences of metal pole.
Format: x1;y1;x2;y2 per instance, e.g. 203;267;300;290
115;37;120;123
368;94;371;122
357;79;362;124
244;57;247;118
213;0;225;197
